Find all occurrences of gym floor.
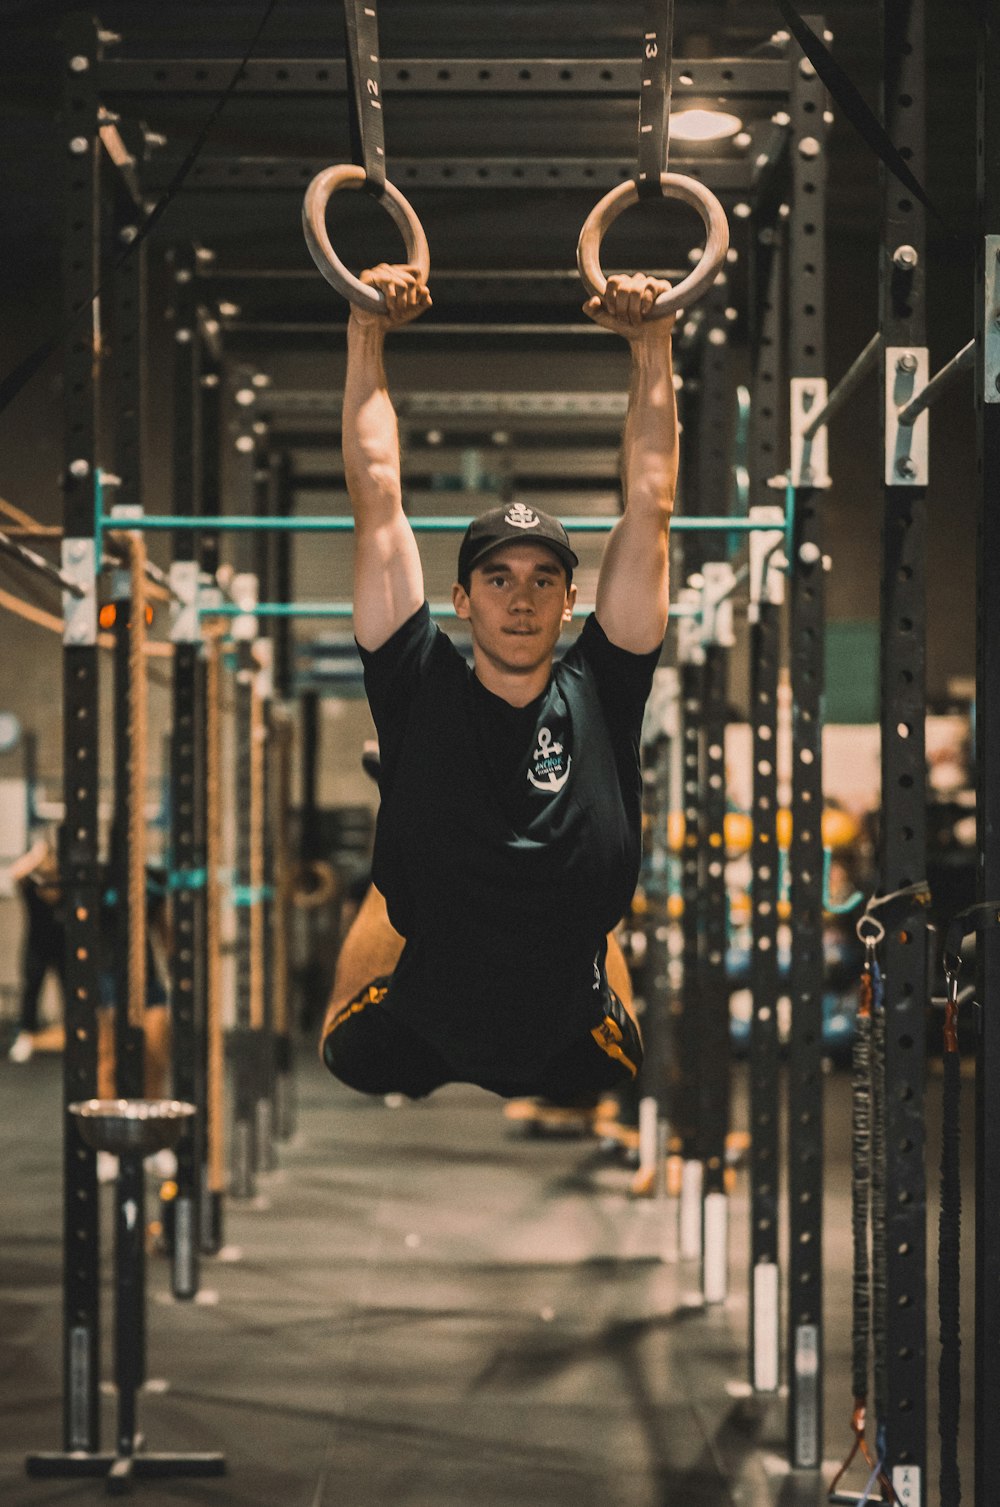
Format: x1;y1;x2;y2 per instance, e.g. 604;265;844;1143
0;1049;975;1507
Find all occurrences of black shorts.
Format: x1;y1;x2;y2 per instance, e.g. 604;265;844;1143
321;977;643;1102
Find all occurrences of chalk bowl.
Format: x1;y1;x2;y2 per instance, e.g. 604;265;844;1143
69;1099;196;1157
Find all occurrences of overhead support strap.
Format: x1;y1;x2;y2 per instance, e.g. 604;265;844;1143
343;0;386;194
637;0;674;197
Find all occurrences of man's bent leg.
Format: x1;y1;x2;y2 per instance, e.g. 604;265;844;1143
605;927;641;1042
322;979;452;1099
321;883;404;1052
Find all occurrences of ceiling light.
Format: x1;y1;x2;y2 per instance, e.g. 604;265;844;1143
670;108;743;143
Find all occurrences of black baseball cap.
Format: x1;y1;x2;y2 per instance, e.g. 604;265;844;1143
457;503;579;586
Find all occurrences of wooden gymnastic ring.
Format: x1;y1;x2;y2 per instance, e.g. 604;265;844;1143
577;173;730;320
291;859;338;911
302;164;431;310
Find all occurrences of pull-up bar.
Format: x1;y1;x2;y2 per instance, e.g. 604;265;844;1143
95;510;783;538
200;599;700;621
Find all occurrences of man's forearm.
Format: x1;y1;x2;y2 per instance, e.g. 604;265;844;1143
343;316;404;527
621;335;679;523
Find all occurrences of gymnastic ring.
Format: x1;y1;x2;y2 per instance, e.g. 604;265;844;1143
291;859;337;911
302;164;431;310
576;173;730;320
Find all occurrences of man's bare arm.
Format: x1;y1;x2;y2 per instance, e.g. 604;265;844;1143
344;264;432;651
585;274;678;654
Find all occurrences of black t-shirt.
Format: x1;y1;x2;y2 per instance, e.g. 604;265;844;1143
359;603;661;1080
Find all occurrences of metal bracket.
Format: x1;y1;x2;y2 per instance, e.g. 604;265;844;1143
675;586;704;666
641;666;680;745
254;636;274;700
231;572;258;642
747;505;786;619
790;379;831;489
700;562;737;649
885;347;929;485
169;560;200;644
61;538;97;646
985;236;1000;405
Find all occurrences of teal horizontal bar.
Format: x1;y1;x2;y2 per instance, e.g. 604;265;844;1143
203;600;696;620
99;512;771;535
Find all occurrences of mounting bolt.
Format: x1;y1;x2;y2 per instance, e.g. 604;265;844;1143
68;55;90;73
798;136;821;159
69;459;90;479
69;541;88;563
175;328;193;344
896;456;917;479
893;244;919;271
68;136;89;155
118;225;138;246
798;541;822;566
896;353;919;374
175;268;193;285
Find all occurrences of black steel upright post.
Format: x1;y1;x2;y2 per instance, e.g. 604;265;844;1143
231;625;258;1199
108;183;149;1420
975;10;1000;1505
878;0;928;1495
197;349;225;1251
675;593;705;1265
747;208;786;1395
698;573;734;1305
55;12;102;1457
786;30;828;1471
169;244;205;1299
252;448;276;1174
271;452;296;1139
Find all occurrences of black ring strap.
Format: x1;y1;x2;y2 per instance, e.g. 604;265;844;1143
636;0;675;199
343;0;387;195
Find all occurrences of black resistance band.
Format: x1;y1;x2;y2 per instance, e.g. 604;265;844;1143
636;0;675;198
772;1;948;231
343;0;387;195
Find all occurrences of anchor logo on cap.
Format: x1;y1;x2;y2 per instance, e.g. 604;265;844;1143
504;502;540;530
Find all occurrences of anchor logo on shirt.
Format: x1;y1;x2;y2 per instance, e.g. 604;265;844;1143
527;725;571;793
504;502;540;531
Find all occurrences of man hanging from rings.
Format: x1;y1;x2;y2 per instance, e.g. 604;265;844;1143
320;261;677;1104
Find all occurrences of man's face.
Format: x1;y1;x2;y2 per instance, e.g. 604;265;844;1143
452;543;577;677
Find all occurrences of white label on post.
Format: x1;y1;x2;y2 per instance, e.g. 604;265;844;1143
753;1262;780;1392
703;1191;728;1304
679;1160;703;1261
638;1096;658;1174
892;1465;921;1507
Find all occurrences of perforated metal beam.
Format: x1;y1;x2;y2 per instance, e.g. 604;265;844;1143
97;56;790;97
